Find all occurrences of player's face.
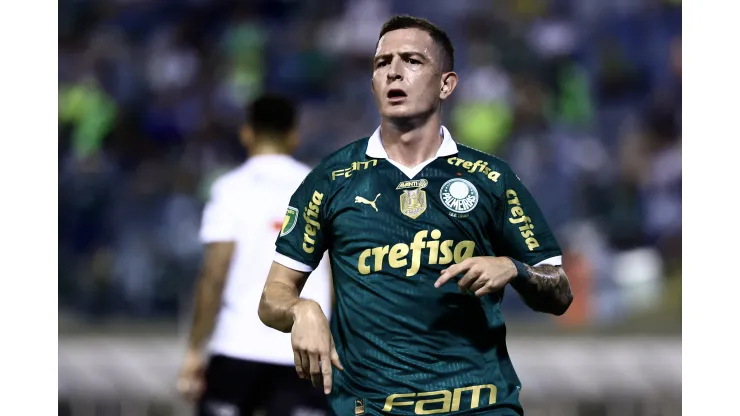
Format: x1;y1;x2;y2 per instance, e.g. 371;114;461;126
372;28;455;120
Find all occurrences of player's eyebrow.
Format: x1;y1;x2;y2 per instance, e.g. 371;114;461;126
373;53;392;64
373;51;428;64
399;51;427;61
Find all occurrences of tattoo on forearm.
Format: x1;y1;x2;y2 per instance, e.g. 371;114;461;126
510;264;573;315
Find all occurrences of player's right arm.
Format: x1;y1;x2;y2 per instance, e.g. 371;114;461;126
258;165;331;330
257;167;342;393
257;262;313;333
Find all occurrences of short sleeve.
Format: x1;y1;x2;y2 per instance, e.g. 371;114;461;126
199;179;237;243
495;164;562;266
274;167;331;270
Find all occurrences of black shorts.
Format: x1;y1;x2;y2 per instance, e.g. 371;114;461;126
197;354;330;416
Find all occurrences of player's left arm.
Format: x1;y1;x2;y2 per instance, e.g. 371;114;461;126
435;164;573;315
507;260;572;316
496;164;573;315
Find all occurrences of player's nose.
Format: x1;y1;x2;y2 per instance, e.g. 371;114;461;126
386;60;403;82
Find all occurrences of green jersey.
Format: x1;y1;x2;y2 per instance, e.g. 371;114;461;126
275;128;562;416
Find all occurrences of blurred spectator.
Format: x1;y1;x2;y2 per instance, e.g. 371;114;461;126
58;0;681;327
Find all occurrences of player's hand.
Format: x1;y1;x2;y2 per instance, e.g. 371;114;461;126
291;299;344;394
176;348;206;402
434;257;517;297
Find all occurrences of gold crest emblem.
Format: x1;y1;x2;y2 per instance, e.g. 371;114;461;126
396;179;428;219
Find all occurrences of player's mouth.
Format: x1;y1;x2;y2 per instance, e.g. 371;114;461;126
387;89;407;103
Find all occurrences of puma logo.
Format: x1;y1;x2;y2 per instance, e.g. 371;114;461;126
355;193;381;212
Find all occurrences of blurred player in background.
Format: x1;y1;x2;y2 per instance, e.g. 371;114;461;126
177;94;332;416
258;16;573;415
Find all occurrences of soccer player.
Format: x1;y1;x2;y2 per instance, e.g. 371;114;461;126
177;94;333;416
258;16;574;416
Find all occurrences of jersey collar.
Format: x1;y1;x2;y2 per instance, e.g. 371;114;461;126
365;125;459;159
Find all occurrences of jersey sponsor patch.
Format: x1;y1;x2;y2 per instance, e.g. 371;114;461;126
440;178;479;215
383;384;497;414
280;206;299;237
357;229;475;277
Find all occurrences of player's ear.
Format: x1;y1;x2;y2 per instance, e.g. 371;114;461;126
240;126;254;149
439;72;458;100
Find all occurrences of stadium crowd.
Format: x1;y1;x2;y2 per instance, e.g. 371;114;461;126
58;0;681;328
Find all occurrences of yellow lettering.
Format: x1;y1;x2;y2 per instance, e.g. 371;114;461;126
372;246;389;271
453;241;475;263
302;242;315;254
305;203;318;217
384;384;497;414
509;215;530;225
388;243;409;269
311;191;323;205
358;249;371;275
305;224;316;236
447;157;500;182
415;390;451;415
427;229;442;265
331;160;378;180
407;230;428;277
303;211;320;228
355;230;478;276
383;393;416;412
451;385;497;412
427;241;440;264
331;169;351;180
439;241;454;265
302;190;323;254
504;191;543;252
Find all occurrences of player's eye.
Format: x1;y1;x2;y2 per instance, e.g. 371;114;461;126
409;59;421;65
376;61;388;68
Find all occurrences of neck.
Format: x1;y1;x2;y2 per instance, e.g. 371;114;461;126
249;141;290;157
380;113;443;168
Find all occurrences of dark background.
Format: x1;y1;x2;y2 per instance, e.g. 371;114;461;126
58;0;682;415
